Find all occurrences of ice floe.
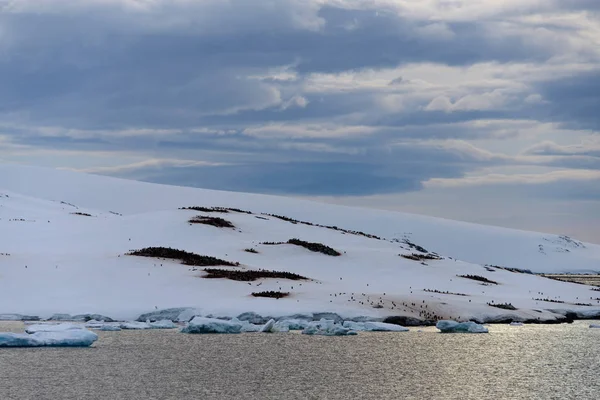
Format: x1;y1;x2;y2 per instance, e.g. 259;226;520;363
25;323;84;334
0;330;98;347
342;321;409;332
302;319;357;336
181;317;243;334
436;320;489;333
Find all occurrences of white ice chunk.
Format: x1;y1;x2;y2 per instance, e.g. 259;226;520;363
274;319;309;331
229;318;261;332
120;321;151;330
343;321;409;332
148;319;177;329
436;320;488;333
260;319;276;333
25;323;84;334
0;330;98;347
302;319;357;336
181;317;242;334
119;320;176;330
100;325;122;331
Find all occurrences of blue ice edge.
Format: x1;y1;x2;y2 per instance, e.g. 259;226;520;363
0;330;98;347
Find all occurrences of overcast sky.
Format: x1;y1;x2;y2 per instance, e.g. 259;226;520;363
1;0;599;243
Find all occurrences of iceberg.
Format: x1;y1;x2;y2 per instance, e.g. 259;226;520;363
148;319;177;329
100;325;122;331
301;319;357;336
136;308;198;323
436;320;488;333
342;321;409;332
120;320;177;330
120;321;151;330
260;319;276;333
25;323;84;334
181;317;242;334
274;319;309;331
229;318;262;332
0;314;40;321
0;330;98;347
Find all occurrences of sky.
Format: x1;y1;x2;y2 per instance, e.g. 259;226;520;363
0;0;599;244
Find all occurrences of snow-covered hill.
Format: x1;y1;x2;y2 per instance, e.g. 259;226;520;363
1;163;599;323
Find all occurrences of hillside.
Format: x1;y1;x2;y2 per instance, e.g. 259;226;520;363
1;163;599;323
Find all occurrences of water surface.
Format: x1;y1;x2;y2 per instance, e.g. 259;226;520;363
0;321;598;399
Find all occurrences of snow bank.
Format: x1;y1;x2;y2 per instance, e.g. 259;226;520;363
0;330;98;347
25;323;83;334
343;321;409;332
302;319;357;336
436;320;488;334
181;317;242;334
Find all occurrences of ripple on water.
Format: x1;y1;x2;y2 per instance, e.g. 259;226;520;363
0;321;599;399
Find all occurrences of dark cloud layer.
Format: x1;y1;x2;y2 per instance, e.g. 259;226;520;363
0;0;599;201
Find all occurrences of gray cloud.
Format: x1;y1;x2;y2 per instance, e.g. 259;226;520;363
0;0;599;208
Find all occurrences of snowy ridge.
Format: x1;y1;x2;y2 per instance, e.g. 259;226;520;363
1;163;600;323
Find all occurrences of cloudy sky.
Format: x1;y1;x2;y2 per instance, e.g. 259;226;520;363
1;0;599;243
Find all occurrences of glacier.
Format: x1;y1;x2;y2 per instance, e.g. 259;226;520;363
181;317;243;334
436;320;489;333
0;330;98;347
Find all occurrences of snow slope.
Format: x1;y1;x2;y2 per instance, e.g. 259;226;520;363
1;163;599;322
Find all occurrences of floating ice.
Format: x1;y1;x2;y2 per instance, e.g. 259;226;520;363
100;325;122;331
120;320;177;330
229;318;261;332
343;321;409;332
149;319;177;329
0;330;98;347
181;317;242;334
274;319;309;331
0;314;40;321
589;324;600;329
260;319;276;333
120;321;151;330
302;319;357;336
436;320;488;333
137;308;198;323
25;323;84;334
510;322;524;327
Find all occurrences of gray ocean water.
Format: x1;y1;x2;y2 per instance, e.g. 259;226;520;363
0;321;598;400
